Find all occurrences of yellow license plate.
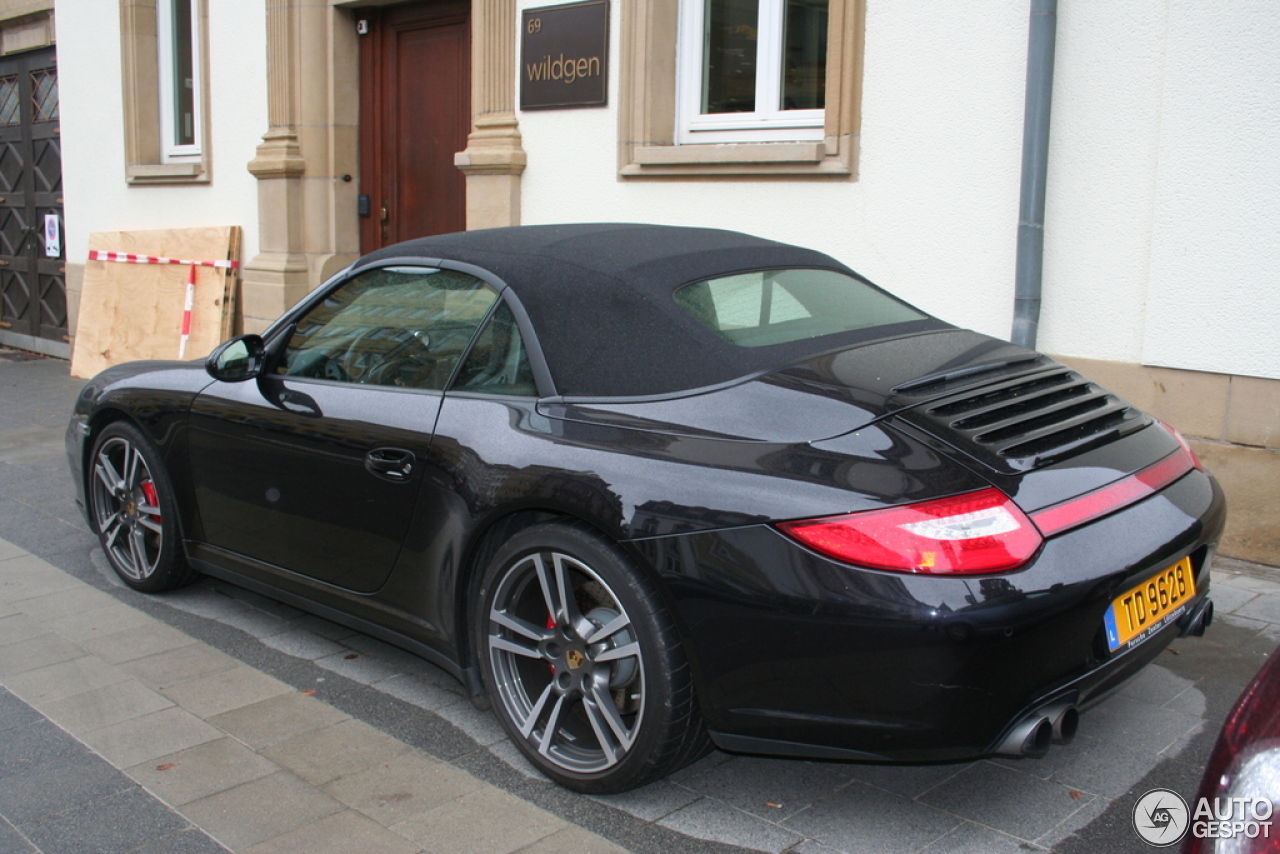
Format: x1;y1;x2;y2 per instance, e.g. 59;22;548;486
1104;557;1196;652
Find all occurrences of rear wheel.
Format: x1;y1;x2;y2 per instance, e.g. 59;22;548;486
476;522;709;793
87;422;194;592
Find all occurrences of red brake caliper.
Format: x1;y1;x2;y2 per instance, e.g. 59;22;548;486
546;614;556;674
140;481;162;523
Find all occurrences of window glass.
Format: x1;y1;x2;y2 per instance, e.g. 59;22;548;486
781;0;827;110
170;0;196;147
157;0;201;158
678;0;828;143
675;268;927;347
279;266;499;390
452;300;539;396
703;0;759;114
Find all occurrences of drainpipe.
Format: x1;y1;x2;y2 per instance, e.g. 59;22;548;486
1011;0;1058;349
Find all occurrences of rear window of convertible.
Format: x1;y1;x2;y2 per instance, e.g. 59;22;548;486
674;268;928;348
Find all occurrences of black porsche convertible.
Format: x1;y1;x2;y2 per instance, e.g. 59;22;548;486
67;223;1225;793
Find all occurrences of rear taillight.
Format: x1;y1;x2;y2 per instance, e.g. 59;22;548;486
1030;448;1194;537
777;488;1042;574
1160;420;1205;471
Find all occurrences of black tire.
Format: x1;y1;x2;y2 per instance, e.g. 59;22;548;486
87;421;196;593
475;521;710;793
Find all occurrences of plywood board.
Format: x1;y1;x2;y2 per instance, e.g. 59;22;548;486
71;226;241;379
220;226;242;340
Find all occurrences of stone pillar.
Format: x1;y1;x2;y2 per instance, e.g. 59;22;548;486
242;0;309;332
242;1;360;333
454;0;526;230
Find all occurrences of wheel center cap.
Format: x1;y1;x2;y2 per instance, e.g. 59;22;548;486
565;648;586;670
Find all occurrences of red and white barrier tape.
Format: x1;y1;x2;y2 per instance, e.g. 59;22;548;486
88;250;239;269
88;249;239;359
180;264;197;358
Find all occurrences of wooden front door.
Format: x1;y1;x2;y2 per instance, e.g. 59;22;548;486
0;47;65;356
359;1;470;253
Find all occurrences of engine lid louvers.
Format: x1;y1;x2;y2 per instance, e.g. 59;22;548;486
892;364;1149;473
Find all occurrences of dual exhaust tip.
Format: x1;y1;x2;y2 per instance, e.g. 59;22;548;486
1179;596;1214;638
997;596;1215;759
996;699;1080;758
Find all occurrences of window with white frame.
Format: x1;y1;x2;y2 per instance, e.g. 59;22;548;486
156;0;202;160
677;0;829;144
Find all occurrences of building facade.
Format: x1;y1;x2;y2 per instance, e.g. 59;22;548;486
40;0;1280;564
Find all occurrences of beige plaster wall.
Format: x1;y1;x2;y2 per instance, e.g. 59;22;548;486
1057;356;1280;567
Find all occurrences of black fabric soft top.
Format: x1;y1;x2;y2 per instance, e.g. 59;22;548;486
355;223;944;398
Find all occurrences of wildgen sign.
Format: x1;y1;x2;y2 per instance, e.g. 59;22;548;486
520;0;609;110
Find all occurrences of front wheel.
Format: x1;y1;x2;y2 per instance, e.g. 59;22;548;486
87;421;195;592
476;522;709;793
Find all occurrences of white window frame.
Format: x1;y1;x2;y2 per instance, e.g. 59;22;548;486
156;0;203;161
675;0;825;144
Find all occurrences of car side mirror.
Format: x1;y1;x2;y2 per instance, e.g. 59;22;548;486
206;334;266;382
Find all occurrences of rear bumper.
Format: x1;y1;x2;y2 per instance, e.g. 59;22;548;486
631;467;1226;762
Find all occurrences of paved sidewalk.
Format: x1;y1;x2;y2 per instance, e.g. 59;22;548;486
2;350;1279;854
0;537;626;854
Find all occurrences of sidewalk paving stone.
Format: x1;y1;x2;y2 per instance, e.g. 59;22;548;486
121;642;241;691
127;737;281;806
206;691;352;750
158;665;294;718
323;750;487;825
660;798;804;853
83;621;200;664
262;718;412;786
76;705;225;768
782;781;960;854
180;771;345;851
390;787;567;854
41;678;175;732
918;761;1094;840
517;824;633;854
3;655;130;705
0;613;44;645
239;809;421;854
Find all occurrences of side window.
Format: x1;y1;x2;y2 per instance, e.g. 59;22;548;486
278;266;499;390
452;300;539;396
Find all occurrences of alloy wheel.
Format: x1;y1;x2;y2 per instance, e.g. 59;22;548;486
90;435;164;582
486;550;644;775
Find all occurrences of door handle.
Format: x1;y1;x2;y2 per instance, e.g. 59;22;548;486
365;447;415;481
380;204;389;241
